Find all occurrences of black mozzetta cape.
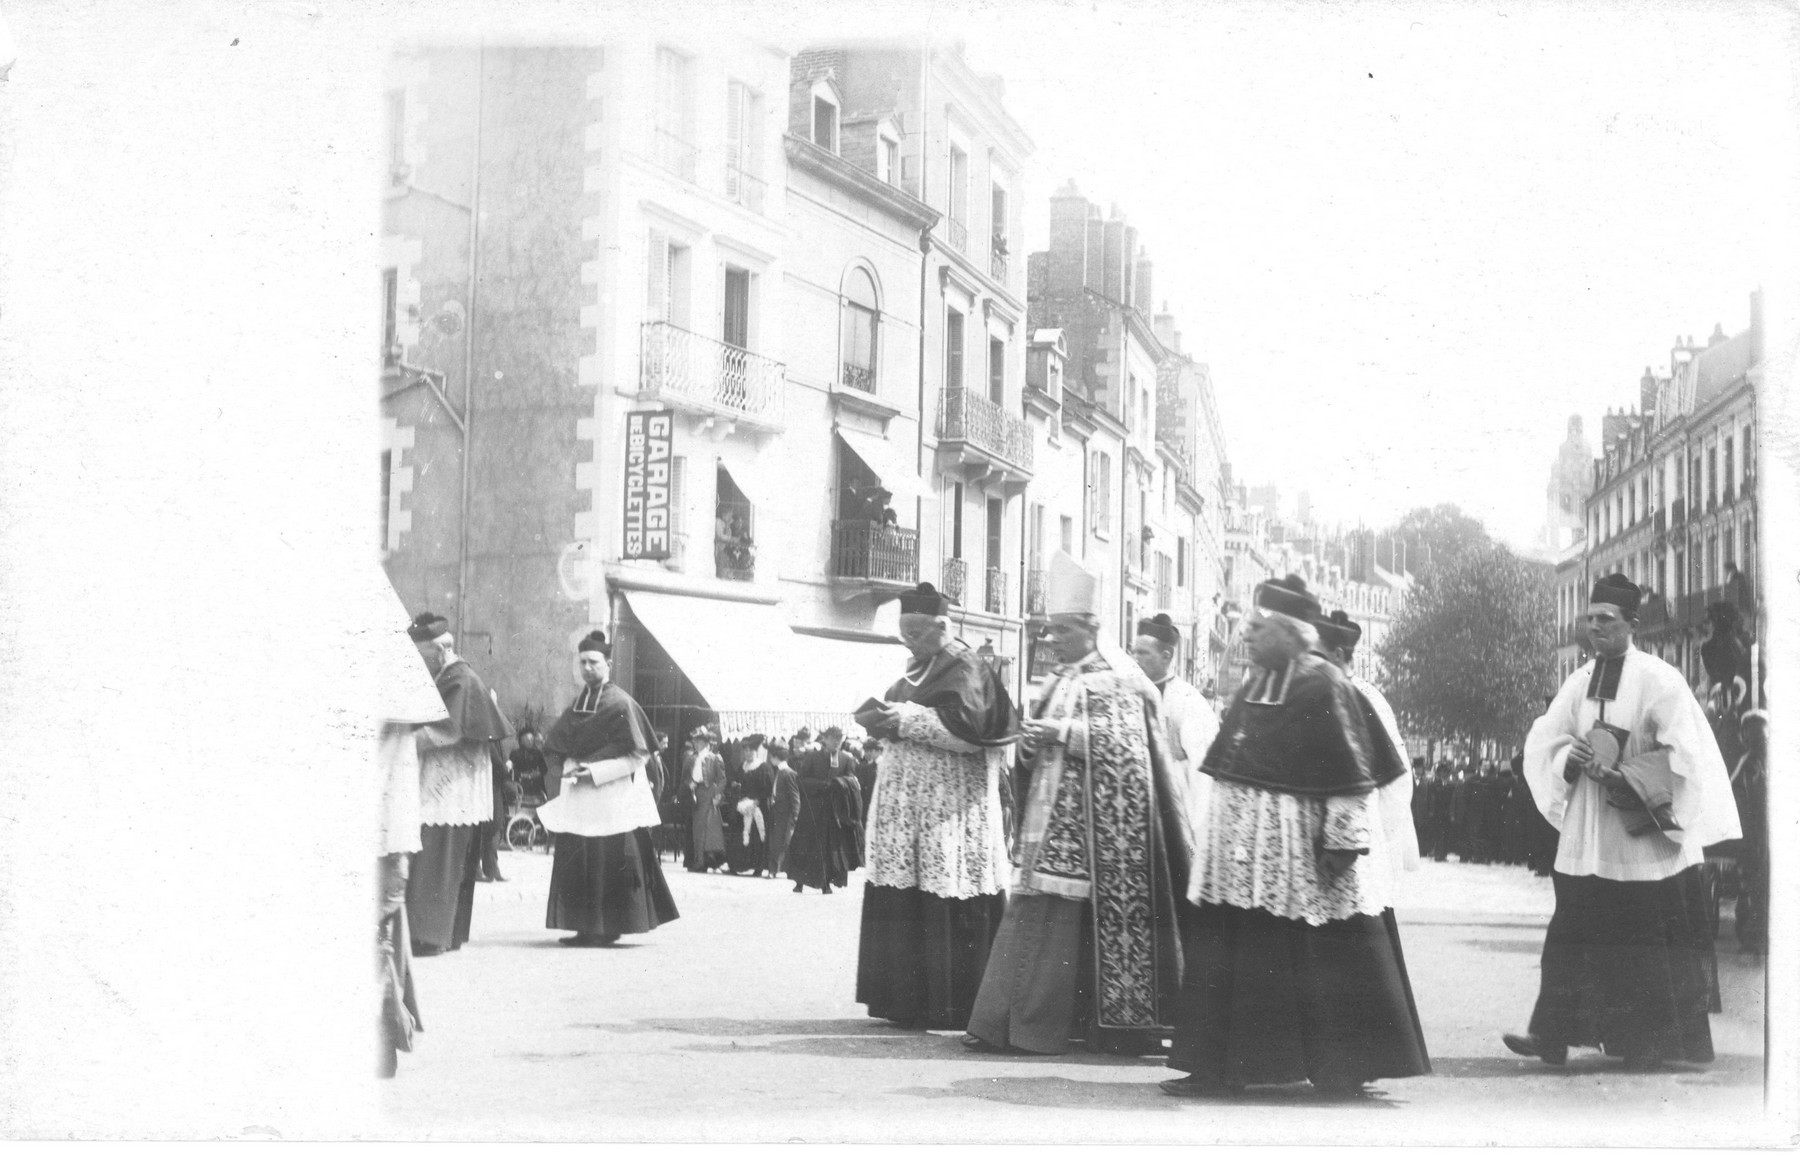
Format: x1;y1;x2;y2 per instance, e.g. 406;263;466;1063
543;682;654;763
1200;651;1381;797
884;640;1017;748
434;658;514;743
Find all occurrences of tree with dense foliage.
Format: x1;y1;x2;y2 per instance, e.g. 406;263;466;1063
1375;508;1556;755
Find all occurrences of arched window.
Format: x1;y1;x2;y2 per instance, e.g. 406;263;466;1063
840;267;879;392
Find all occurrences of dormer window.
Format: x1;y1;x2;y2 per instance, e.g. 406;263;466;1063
811;83;839;154
878;128;900;185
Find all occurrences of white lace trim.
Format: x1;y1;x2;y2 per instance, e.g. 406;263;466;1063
417;740;492;826
1189;779;1392;925
864;707;1009;899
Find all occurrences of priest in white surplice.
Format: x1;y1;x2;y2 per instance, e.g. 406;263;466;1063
1504;573;1740;1071
1129;613;1218;856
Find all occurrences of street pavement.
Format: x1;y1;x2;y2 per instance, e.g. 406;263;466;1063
375;847;1768;1145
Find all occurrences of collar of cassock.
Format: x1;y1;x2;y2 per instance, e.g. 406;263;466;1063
1243;660;1294;706
1585;651;1629;703
573;682;606;714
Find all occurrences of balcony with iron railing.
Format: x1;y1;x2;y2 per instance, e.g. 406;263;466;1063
984;567;1009;615
639;322;785;429
941;557;968;605
652;126;698;182
937;388;1033;482
840;359;876;393
945;216;968;253
1026;567;1048;618
828;519;919;587
725;162;765;213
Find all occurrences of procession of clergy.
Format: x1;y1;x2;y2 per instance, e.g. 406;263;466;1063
376;552;1741;1095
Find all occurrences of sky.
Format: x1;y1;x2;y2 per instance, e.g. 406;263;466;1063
926;0;1800;552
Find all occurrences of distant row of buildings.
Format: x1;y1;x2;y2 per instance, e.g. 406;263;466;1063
1539;294;1764;695
379;38;1282;738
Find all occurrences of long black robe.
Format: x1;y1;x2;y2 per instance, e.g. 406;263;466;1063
541;681;678;938
786;749;861;890
724;764;773;874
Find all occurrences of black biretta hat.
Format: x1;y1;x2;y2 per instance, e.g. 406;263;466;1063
1314;609;1362;655
408;612;450;642
1135;613;1180;647
1589;573;1642;617
577;629;611;656
898;582;950;616
1254;575;1320;621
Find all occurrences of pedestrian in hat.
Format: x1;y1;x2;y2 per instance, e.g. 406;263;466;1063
1164;577;1429;1098
684;726;727;873
1504;573;1740;1070
406;612;513;956
536;630;679;946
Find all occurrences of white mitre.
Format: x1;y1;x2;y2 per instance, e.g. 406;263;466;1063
1046;550;1102;617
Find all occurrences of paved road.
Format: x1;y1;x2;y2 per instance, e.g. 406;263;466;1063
375;849;1767;1144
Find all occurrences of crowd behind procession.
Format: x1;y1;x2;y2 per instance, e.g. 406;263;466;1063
374;555;1758;1103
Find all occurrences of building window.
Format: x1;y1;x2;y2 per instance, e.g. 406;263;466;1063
1178;536;1188;586
841;267;879;393
1723;526;1735;571
381;267;398;362
654;47;696;181
1060;514;1074;555
724;80;763;211
988;337;1005;405
715;466;756;582
1724;436;1735;496
722;266;751;349
812;94;838;153
951;481;964;559
645;229;692;328
945;308;965;392
380;450;392;548
385;89;406;179
986;497;1003;573
1091;451;1112;537
991;183;1008;250
1707;446;1717;508
878;132;899;185
946;144;968;249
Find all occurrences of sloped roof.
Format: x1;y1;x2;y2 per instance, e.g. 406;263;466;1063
1693;328;1754;407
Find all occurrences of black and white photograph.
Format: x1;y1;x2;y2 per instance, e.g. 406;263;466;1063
0;0;1796;1143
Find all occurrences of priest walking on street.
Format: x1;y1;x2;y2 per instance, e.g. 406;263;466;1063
964;552;1193;1056
536;630;679;947
855;582;1016;1032
407;612;513;956
1163;577;1430;1098
1504;573;1739;1071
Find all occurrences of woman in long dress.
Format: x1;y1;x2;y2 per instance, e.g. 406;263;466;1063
785;727;862;894
685;728;728;873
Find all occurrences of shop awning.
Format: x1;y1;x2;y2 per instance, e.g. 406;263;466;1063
621;589;906;736
836;425;922;509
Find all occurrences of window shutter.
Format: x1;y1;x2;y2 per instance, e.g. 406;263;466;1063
725;81;745;196
669;454;687;567
646;228;669;322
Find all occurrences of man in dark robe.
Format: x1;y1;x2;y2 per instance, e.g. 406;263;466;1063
966;552;1192;1057
854;582;1016;1031
407;612;513;956
536;630;678;946
1164;576;1430;1098
764;741;801;876
1506;574;1740;1071
786;726;861;894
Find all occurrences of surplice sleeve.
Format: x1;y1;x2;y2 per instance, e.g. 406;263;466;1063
1522;669;1587;831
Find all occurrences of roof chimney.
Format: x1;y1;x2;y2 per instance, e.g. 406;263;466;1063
1708;322;1726;347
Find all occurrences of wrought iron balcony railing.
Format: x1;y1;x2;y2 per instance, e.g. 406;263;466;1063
1026;567;1047;617
985;567;1009;615
828;519;919;585
942;557;968;605
945;217;968;253
840;360;876;393
725;162;765;213
938;388;1033;471
639;321;785;425
652;127;697;182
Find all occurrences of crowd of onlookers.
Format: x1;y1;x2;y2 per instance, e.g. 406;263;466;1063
1411;757;1560;875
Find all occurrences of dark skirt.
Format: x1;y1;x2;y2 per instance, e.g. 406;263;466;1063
1168;903;1432;1086
407;823;480;953
856;885;1006;1030
785;799;856;891
765;804;798;874
547;829;681;937
1527;867;1718;1062
723;803;767;874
